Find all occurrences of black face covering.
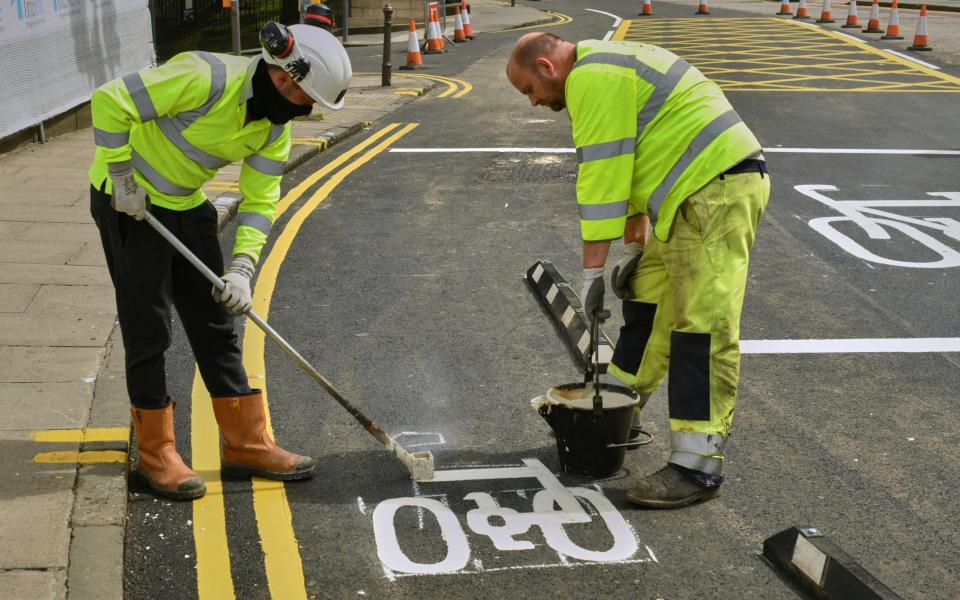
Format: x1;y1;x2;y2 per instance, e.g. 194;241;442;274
247;59;313;125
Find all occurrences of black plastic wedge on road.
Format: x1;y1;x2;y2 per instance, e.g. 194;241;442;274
524;259;614;374
762;526;905;600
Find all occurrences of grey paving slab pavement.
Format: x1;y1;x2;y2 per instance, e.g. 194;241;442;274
0;0;544;596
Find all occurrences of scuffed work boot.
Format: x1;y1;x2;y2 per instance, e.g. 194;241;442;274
211;391;315;480
130;404;206;500
626;464;720;509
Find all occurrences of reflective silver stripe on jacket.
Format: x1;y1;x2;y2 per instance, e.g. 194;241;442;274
130;150;196;196
572;52;692;138
579;199;629;221
122;73;158;122
262;123;285;150
94;128;129;149
237;212;272;235
244;154;285;176
646;109;743;221
154;52;231;170
577;137;634;164
636;59;690;137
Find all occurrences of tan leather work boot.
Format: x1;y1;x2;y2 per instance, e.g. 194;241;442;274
211;391;315;480
130;404;206;500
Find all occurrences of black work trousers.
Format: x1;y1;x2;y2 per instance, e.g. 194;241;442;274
90;184;251;408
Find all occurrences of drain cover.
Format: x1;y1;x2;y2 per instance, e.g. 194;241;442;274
480;154;577;184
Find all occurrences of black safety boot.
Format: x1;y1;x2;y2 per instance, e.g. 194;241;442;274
626;464;720;508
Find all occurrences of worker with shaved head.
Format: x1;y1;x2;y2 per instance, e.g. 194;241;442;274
507;33;770;508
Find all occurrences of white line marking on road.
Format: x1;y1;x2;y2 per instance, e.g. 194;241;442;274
584;8;622;26
741;338;960;354
390;147;576;153
884;48;942;70
602;30;614;41
832;30;863;43
390;147;960;156
764;148;960;155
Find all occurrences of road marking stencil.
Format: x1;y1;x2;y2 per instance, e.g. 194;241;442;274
612;17;960;92
362;458;655;580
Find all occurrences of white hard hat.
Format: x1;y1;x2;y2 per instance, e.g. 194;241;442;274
260;23;352;110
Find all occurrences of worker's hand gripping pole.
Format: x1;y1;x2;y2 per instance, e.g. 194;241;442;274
143;212;435;481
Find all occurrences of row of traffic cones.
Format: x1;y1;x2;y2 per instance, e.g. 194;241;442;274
777;0;932;51
637;0;710;16
401;1;475;69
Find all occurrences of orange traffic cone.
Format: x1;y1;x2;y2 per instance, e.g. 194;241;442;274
425;5;446;53
908;3;932;50
817;0;835;22
794;0;811;18
777;0;793;16
695;0;709;14
461;1;475;39
842;0;861;27
882;0;904;39
864;0;883;32
453;5;467;42
399;18;428;70
639;0;653;16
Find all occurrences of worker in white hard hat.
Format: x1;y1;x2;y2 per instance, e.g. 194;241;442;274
87;21;352;500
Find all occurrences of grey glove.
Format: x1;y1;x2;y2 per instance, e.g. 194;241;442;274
610;242;644;300
107;161;149;221
213;254;255;314
580;267;605;324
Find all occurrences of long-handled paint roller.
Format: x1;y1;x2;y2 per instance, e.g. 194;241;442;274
144;212;435;481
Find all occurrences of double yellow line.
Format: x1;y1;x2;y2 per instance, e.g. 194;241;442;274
400;73;473;97
190;122;419;600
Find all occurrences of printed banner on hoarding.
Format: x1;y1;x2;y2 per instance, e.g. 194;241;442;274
0;0;154;138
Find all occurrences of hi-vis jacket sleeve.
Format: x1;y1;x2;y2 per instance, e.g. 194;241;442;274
567;65;638;242
235;123;292;263
90;54;212;166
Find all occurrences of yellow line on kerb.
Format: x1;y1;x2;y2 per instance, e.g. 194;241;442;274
31;427;129;443
245;123;419;600
32;450;127;464
401;73;473;98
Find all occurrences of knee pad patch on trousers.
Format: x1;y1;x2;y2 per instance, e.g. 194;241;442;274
611;301;657;375
668;331;711;421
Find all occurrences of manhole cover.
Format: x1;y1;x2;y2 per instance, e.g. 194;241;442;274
480;154;577;184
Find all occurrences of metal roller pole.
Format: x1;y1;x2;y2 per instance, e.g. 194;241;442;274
142;212;435;480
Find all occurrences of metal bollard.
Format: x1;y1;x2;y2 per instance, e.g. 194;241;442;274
230;0;241;54
342;0;349;42
382;4;393;87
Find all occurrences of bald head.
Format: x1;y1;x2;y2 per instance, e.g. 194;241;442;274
506;32;576;112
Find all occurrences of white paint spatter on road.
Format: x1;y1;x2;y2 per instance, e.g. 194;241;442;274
357;497;367;515
741;338;960;354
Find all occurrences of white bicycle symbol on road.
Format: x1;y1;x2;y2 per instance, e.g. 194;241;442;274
365;458;654;578
798;184;960;268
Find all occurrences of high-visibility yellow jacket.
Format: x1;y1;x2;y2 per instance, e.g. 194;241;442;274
88;52;292;263
568;40;762;242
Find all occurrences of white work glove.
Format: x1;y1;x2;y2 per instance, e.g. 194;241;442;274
213;254;255;314
610;242;644;300
580;267;606;325
107;161;149;221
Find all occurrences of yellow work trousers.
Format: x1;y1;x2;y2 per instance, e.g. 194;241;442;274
608;170;770;476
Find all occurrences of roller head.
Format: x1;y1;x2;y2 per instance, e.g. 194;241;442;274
409;451;435;481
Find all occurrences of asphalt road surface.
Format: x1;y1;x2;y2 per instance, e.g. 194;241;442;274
124;1;960;598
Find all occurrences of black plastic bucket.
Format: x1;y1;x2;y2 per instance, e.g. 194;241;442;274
534;382;640;478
